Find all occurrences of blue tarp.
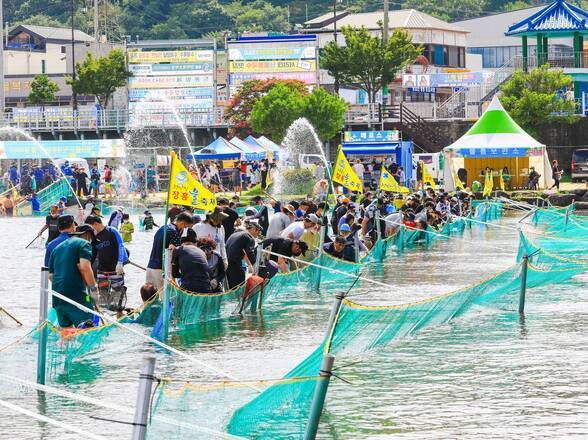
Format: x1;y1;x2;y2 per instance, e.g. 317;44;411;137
230;137;266;161
255;136;282;159
342;140;413;182
186;137;243;160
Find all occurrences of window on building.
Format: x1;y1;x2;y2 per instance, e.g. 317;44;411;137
61;46;66;54
458;47;466;67
443;46;449;66
41;60;46;73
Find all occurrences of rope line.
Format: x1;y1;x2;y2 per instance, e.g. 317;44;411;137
0;398;108;440
0;373;245;440
48;290;261;392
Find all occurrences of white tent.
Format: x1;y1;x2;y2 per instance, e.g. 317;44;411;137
443;95;553;191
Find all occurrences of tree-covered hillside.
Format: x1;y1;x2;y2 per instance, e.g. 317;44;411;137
5;0;568;42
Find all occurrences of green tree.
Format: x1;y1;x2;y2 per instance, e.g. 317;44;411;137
67;49;131;108
303;88;347;142
228;0;290;33
320;41;348;94
226;79;308;137
322;26;421;104
27;75;60;105
500;65;577;134
251;84;305;141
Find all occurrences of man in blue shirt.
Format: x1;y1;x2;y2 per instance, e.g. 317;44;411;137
146;211;193;289
44;215;76;267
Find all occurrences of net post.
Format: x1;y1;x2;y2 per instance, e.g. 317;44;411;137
353;232;360;263
37;267;49;385
315;224;326;291
304;353;335;440
324;293;344;340
564;206;570;228
375;209;381;240
254;244;263;275
162;251;171;341
519;255;528;315
131;355;156;440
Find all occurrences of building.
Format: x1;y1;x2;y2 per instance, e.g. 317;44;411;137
3;24;121;108
454;7;573;68
302;9;469;69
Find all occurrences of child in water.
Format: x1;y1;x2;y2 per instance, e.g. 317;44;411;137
119;213;134;243
142;210;158;231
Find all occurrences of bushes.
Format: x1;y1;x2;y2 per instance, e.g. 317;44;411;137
280;168;314;195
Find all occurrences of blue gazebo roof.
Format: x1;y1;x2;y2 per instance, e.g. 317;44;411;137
506;0;588;36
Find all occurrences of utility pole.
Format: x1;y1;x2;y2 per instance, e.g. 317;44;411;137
94;0;99;44
383;0;389;44
333;0;338;43
71;0;78;110
0;0;5;115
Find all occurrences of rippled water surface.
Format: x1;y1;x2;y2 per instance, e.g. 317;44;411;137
0;211;586;439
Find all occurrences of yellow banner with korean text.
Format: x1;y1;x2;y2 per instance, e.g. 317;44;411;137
332;147;363;193
168;152;217;210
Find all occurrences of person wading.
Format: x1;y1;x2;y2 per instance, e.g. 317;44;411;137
225;220;262;289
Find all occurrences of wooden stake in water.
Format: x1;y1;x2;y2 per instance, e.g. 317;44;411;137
131;355;156;440
519;255;528;315
37;267;49;385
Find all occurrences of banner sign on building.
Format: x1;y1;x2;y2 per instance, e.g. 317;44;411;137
402;72;484;88
128;75;214;89
448;147;543;158
227;35;317;92
228;46;316;61
129;99;213;111
344;130;400;143
128;87;214;101
229;60;316;73
129;62;214;76
0;139;125;159
127;50;214;64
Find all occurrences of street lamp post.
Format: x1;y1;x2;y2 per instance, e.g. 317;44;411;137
71;0;78;111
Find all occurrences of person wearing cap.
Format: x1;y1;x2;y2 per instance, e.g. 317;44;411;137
266;204;295;239
193;207;228;268
146;211;194;290
331;197;350;235
196;237;226;292
171;229;212;293
322;236;349;261
225;220;262;289
86;215;128;278
142;210;158;231
48;224;99;327
44;214;76;267
261;237;308;272
249;196;269;234
218;198;239;240
57;196;67;215
107;206;124;230
280;213;320;240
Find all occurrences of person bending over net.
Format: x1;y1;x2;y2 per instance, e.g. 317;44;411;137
196;237;226;292
171;229;213;293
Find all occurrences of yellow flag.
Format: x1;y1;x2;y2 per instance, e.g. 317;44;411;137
380;169;409;193
421;161;437;190
499;170;505;191
332;147;363;193
482;170;493;197
168;152;217;210
451;167;465;190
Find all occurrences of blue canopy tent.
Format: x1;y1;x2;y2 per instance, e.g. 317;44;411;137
342;140;413;182
230;137;266;161
254;135;282;159
186;137;243;160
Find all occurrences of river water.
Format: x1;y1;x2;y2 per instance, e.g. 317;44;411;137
0;210;586;439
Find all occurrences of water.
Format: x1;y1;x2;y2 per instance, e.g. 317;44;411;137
0;212;587;438
276;118;335;197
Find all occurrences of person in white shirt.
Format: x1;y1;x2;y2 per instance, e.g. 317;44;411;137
352;159;365;183
281;214;320;240
193;207;228;267
266;204;295;239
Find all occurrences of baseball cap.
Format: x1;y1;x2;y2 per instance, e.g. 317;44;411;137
69;224;96;236
57;214;75;230
246;220;263;232
340;223;351;233
304;213;320;224
341;197;350;204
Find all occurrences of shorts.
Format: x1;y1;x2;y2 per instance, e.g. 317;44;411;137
146;268;163;290
55;303;93;327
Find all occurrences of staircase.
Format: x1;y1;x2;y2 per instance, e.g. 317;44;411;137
16;178;71;216
436;58;517;119
399;104;449;152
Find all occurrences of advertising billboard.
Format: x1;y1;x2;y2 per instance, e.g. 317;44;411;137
127;50;214;64
227;35;317;92
0;139;125;159
128;87;214;101
129;62;214;76
128;75;214;89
